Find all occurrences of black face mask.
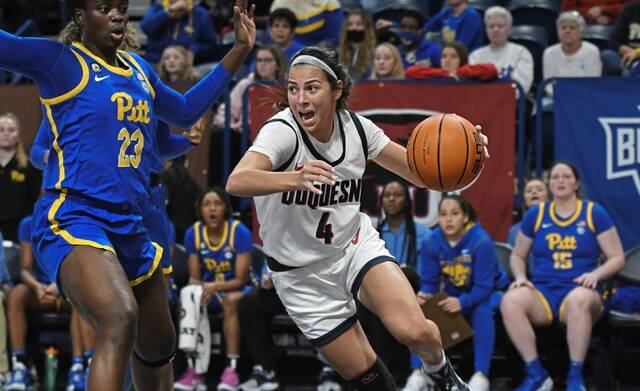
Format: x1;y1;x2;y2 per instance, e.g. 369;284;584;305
346;29;365;43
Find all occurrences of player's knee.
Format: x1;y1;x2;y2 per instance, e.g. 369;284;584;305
395;318;440;351
500;290;527;314
565;293;593;313
136;325;176;363
347;357;397;390
100;298;139;341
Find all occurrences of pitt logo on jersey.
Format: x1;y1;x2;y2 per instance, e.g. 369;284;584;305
545;233;577;251
111;92;150;124
442;256;471;287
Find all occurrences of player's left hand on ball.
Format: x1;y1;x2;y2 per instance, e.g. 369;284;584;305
184;117;205;145
475;125;490;158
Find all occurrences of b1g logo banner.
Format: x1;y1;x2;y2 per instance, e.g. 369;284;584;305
554;78;640;250
248;81;516;242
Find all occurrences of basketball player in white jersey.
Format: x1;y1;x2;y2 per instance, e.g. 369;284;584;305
227;47;487;391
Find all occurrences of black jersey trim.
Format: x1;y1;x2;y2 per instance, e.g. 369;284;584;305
309;315;358;347
350;256;398;299
263;118;300;172
293;109;346;167
348;110;369;162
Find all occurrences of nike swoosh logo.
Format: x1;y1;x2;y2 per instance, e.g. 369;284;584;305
94;75;110;82
542;223;553;228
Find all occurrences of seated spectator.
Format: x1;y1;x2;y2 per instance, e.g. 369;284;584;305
371;43;406;79
414;195;509;391
214;45;287;131
237;261;286;391
5;215;94;391
140;0;218;64
405;42;499;81
508;178;549;247
174;188;253;391
501;161;625;391
268;8;305;64
361;181;430;387
269;0;344;47
425;0;485;52
160;155;201;242
470;6;534;93
543;11;602;94
0;113;40;242
377;11;442;68
338;9;376;80
561;0;626;25
611;1;640;72
158;45;202;83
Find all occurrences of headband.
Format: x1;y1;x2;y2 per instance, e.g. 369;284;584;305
291;55;338;80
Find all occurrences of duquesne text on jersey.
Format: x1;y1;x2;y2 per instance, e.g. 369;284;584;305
281;178;362;209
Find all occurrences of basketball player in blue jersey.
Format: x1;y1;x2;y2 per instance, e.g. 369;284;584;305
176;187;253;390
227;46;488;391
501;161;625;391
419;195;509;391
0;1;256;389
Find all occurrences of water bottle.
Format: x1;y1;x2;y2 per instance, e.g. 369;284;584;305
44;346;58;391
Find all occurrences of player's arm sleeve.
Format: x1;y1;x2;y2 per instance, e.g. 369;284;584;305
183;227;197;255
234;223;253;254
30;122;51;170
458;238;496;310
322;1;344;46
247;120;298;169
152;62;233;128
140;5;170;37
419;239;441;294
156;121;194;160
519;204;541;239
359;115;390;159
592;204;615;235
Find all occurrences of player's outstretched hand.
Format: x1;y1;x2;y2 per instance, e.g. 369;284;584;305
233;0;256;51
475;125;490;158
184;117;206;145
295;160;335;195
574;272;599;290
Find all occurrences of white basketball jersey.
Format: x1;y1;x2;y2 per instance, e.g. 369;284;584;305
249;108;390;267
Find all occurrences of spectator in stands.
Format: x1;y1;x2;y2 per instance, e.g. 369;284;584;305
269;0;344;47
412;195;509;391
508;178;549;247
501;161;625;391
158;45;202;83
371;43;406;79
425;0;485;52
377;11;442;68
405;42;499;81
361;181;430;387
543;11;602;94
0;113;40;242
269;7;305;64
4;215;95;391
0;229;8;385
470;6;534;93
160;155;201;242
338;9;376;80
561;0;626;25
214;45;287;132
611;1;640;72
175;188;253;391
238;258;286;391
141;0;219;64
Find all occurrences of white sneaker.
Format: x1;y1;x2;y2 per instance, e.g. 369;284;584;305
468;372;489;391
403;369;431;391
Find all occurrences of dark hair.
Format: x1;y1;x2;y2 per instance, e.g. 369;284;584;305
549;160;582;196
269;7;298;30
439;194;477;222
402;10;425;28
289;46;353;110
376;181;418;268
196;187;233;221
442;42;469;67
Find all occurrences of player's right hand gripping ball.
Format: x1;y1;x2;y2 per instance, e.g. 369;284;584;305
406;113;484;192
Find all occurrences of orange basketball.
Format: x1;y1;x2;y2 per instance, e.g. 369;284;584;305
406;113;484;192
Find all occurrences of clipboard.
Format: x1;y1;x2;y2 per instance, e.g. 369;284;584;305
420;292;473;349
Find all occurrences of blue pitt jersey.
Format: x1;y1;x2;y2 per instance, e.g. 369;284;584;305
41;43;157;207
184;219;253;283
521;200;614;282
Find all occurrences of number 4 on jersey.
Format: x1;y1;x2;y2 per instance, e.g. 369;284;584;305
316;212;334;245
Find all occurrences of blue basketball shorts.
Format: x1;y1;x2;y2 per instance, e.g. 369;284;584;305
533;279;605;322
31;191;162;297
144;184;173;274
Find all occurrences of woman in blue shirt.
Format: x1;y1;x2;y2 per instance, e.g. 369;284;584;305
418;194;508;391
501;161;625;391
